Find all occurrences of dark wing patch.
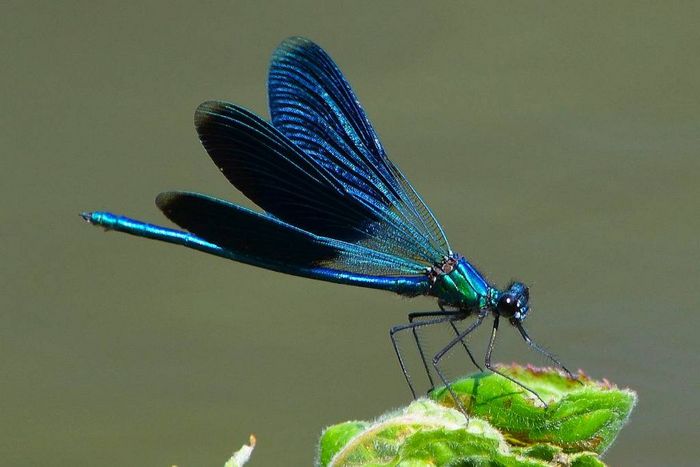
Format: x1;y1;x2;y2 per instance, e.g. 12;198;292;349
156;191;427;277
268;37;451;262
195;101;443;265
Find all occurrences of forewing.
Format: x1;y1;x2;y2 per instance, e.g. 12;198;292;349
156;191;428;281
268;37;451;262
195;101;442;265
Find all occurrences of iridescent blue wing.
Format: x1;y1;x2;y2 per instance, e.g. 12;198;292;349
268;37;451;264
195;101;442;267
154;191;428;295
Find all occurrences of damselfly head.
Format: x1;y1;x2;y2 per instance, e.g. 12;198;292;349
496;281;530;323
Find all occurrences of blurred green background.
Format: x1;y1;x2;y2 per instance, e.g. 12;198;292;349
3;1;698;466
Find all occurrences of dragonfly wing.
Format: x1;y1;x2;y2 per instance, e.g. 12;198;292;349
156;191;429;295
268;37;451;262
195;101;443;266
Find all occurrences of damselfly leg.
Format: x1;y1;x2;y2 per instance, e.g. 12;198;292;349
408;310;482;391
513;321;581;383
431;311;487;414
390;314;455;398
484;315;550;407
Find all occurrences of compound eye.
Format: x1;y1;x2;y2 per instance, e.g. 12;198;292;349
497;294;518;318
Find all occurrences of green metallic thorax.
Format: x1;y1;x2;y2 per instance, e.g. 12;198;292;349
429;256;492;311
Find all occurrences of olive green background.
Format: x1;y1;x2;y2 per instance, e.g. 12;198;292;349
3;2;698;466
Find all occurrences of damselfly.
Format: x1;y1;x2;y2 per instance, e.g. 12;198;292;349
83;37;576;409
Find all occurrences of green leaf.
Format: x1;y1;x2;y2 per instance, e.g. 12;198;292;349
318;421;368;467
430;365;636;454
319;399;549;466
318;366;636;466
